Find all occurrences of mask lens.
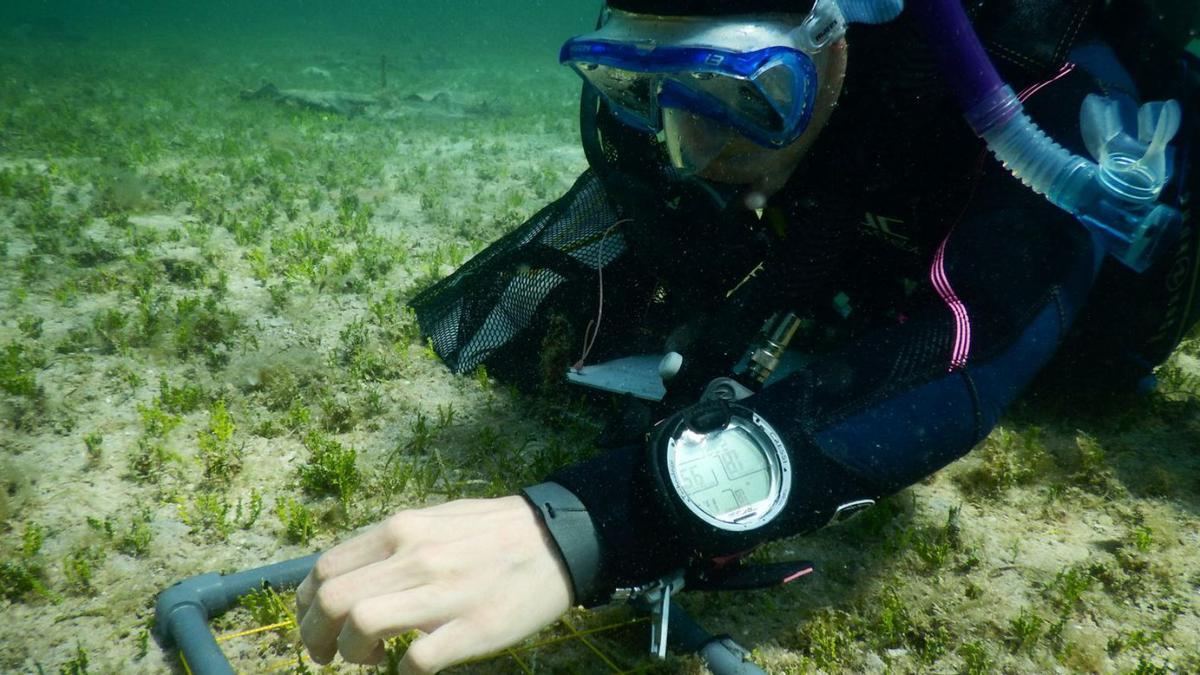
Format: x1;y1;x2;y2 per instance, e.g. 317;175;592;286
754;63;799;118
677;64;795;133
576;63;659;127
663;106;737;175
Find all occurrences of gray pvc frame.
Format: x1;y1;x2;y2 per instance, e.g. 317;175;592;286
152;552;763;675
153;553;319;675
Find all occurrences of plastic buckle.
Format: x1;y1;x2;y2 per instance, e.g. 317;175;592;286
795;0;847;52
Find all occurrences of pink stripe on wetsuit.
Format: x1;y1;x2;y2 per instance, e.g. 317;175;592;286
931;237;971;370
930;62;1077;371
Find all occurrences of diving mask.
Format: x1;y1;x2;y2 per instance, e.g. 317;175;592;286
561;7;834;170
562;0;903;176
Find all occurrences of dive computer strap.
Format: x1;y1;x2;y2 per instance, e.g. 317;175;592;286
521;481;606;607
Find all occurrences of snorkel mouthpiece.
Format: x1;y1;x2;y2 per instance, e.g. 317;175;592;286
907;0;1184;272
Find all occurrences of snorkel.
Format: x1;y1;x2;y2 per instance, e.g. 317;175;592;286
570;0;1184;270
906;0;1184;272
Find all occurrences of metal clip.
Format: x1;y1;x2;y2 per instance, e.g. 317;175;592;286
611;570;685;659
649;580;672;659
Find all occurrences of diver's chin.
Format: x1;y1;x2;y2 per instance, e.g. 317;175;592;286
692;156;760;187
673;170;774;214
693;164;784;206
693;145;796;199
667;140;792;209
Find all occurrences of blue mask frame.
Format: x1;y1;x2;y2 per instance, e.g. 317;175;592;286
561;38;820;148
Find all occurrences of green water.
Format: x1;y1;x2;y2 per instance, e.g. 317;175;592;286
0;1;598;52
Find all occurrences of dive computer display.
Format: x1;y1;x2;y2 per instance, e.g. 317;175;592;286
652;401;791;537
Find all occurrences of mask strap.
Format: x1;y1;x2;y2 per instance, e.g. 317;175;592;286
794;0;905;51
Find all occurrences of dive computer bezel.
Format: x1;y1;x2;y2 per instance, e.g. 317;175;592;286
646;400;792;549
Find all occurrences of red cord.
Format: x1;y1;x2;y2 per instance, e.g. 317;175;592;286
573;218;634;372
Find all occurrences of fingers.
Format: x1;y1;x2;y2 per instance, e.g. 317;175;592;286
299;558;430;663
336;586;450;664
302;499;522;584
297;519;401;617
398;619;481;675
298;502;515;616
300;537;471;663
298;587;346;664
295;497;558;670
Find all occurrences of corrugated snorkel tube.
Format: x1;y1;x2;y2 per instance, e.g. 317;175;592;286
906;0;1183;272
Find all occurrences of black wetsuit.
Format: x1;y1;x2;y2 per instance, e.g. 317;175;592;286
411;7;1199;605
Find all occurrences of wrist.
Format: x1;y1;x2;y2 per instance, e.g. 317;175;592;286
547;444;691;601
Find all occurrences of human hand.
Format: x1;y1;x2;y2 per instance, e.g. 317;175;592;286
295;496;573;673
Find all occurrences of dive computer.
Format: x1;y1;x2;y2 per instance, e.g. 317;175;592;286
647;400;791;550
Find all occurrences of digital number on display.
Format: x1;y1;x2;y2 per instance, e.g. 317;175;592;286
672;428;771;520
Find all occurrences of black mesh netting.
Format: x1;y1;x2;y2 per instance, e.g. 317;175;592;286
410;170;627;374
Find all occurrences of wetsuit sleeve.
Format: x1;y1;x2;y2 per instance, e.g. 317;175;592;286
541;170;1103;606
755;184;1102;497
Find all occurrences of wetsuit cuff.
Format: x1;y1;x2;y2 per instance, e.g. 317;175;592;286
520;481;605;607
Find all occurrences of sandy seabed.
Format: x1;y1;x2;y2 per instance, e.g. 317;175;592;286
1;25;1198;675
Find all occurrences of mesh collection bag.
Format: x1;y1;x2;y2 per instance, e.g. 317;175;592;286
410;170;629;375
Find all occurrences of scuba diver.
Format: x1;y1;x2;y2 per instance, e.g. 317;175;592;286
294;0;1199;672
